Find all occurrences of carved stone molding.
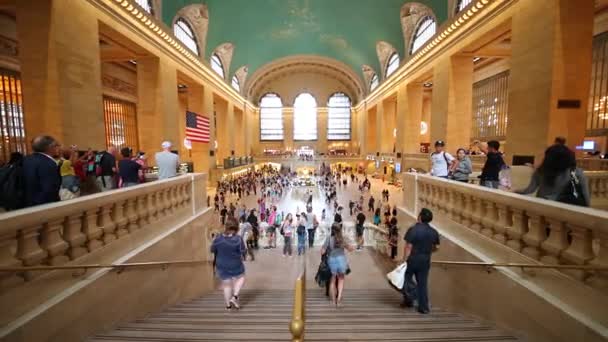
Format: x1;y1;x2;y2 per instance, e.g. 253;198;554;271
376;41;397;80
0;35;18;58
361;64;376;93
102;74;136;97
212;42;235;79
173;4;209;59
246;55;364;104
233;65;249;94
400;2;437;58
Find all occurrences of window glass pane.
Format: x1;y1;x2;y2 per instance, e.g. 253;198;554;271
411;17;436;53
231;76;240;92
293;93;317;140
103;97;139;151
327;93;351;140
0;70;27;164
588;32;608;133
456;0;473;14
260;93;284;141
135;0;153;14
386;53;400;78
211;54;225;79
173;19;199;55
370;73;379;92
471;71;510;141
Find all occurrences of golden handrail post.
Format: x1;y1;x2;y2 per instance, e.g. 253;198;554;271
290;261;306;342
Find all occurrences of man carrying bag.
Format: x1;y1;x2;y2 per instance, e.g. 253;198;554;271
401;208;439;314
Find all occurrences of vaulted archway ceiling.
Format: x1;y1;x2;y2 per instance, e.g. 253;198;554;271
162;0;448;83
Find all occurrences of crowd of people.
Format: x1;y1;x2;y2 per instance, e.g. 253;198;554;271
428;136;590;207
0;135;181;211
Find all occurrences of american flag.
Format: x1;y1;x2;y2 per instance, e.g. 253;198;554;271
185;111;210;143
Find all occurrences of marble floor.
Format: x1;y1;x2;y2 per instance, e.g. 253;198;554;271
209;176;403;291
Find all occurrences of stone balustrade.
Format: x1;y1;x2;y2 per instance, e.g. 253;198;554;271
587;171;608;209
403;173;608;290
0;173;207;287
577;158;608;171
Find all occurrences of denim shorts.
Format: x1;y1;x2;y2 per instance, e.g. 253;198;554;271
328;255;348;275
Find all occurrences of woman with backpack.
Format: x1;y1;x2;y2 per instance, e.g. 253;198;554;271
515;144;590;207
321;223;355;307
281;213;294;257
450;148;473;183
296;213;308;255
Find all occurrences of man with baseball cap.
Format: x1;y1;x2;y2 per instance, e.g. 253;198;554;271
429;140;455;178
155;141;180;180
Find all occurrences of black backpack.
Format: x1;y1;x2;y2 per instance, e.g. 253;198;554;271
0;161;25;211
557;169;587;207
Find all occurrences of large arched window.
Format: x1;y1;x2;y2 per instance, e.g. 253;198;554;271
370;73;379;92
259;93;283;141
411;17;436;54
211;54;225;79
173;18;199;55
385;53;400;78
231;75;240;92
327;93;351;140
293;93;317;141
135;0;153;14
456;0;473;14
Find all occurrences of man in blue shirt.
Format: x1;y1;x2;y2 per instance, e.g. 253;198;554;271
401;208;439;314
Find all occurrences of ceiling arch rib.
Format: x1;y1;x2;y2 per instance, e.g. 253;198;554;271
246;55;365;105
172;4;208;60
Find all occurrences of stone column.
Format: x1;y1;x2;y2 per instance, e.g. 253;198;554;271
431;55;473;151
375;102;384;154
284;108;294;151
396;83;424;155
505;0;593;163
186;84;212;173
318;107;328;153
203;86;216;167
214;99;228;161
17;0;104;148
226;102;235;157
382;99;397;153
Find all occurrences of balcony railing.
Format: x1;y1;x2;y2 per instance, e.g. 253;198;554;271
0;174;206;287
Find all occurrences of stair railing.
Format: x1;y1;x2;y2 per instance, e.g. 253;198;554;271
289;257;306;342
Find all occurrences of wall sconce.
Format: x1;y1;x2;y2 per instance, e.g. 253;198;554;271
420;121;428;135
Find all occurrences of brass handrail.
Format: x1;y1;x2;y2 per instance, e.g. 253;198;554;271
0;260;212;273
290;259;306;342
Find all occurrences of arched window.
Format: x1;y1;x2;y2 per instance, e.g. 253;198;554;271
411;17;436;54
173;18;199;55
456;0;473;14
135;0;153;14
259;93;283;141
370;73;379;92
293;93;317;141
385;53;400;78
211;54;225;79
231;76;240;92
327;93;351;140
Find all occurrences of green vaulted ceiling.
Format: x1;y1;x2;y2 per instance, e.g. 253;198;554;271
162;0;448;80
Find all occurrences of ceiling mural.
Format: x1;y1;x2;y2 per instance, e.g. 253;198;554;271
162;0;448;81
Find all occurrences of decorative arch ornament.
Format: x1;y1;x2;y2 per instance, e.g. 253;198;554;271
172;4;209;60
212;42;235;80
400;2;437;59
376;41;398;80
361;64;377;94
233;65;249;94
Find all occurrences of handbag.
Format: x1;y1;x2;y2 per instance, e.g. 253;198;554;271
557;169;587;207
387;262;407;290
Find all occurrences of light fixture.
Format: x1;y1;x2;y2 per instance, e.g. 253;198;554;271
423;82;433;88
473;57;481;63
420;121;428;135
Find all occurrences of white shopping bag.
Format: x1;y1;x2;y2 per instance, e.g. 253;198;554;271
387;262;407;290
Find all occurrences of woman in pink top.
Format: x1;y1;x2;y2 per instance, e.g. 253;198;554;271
266;206;278;249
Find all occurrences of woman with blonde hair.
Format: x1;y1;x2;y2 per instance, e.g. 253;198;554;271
321;223;354;307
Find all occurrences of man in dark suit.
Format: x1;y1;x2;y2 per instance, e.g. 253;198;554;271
23;135;61;207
